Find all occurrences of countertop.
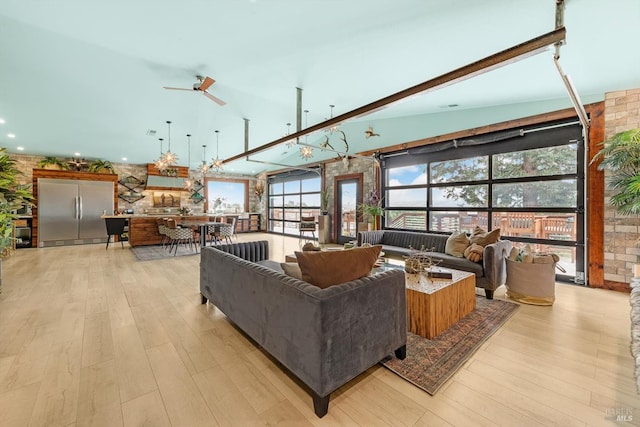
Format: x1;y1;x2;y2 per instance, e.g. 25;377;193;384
101;213;261;219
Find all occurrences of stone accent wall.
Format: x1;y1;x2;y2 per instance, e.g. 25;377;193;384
323;156;379;236
603;88;640;284
7;155;258;217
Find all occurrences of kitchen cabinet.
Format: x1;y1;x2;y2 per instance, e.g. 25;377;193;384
236;213;261;232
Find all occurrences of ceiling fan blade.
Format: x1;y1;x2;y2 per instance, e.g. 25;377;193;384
199;76;215;91
203;91;226;106
163;86;192;91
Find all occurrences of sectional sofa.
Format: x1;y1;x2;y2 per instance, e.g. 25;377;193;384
199;240;407;417
357;230;512;299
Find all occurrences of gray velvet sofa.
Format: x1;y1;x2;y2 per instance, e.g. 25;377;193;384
358;230;512;299
200;240;407;418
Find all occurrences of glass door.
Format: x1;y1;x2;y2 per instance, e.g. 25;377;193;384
336;178;360;244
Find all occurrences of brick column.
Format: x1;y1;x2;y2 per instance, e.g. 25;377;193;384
603;89;640;285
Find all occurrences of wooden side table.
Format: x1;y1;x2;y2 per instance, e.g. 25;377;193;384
405;269;476;339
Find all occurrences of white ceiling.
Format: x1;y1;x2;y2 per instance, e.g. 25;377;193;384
0;0;638;175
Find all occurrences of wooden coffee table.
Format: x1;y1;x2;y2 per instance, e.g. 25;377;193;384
405;268;476;339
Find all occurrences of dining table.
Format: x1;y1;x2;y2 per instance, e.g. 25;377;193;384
179;220;225;248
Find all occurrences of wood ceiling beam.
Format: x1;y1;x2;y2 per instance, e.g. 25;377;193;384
223;27;566;165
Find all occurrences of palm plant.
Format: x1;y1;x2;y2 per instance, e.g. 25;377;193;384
0;148;34;259
88;159;115;174
37;156;69;170
591;128;640;216
320;189;330;214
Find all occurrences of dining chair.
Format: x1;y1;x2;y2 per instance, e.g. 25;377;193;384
156;218;168;247
219;222;234;244
222;216;237;243
165;218;198;255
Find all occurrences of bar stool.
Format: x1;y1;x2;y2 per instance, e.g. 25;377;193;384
105;217;127;249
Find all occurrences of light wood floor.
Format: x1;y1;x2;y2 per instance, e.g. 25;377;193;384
0;233;637;426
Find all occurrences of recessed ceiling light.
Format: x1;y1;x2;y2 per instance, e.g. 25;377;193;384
7;133;16;139
0;118;5;124
122;157;127;161
74;152;81;156
17;146;24;151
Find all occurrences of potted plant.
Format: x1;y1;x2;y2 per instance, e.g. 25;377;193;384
0;148;35;290
591;128;640;215
88;159;115;174
357;188;384;230
37;156;69;170
320;189;330;215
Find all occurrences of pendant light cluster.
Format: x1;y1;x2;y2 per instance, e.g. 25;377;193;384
154;120;179;172
200;145;210;174
211;130;223;172
184;133;194;191
154;138;166;171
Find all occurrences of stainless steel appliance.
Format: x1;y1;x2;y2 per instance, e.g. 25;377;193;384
38;178;114;247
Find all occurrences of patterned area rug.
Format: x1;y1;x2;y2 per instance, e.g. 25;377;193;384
382;296;519;395
131;245;199;261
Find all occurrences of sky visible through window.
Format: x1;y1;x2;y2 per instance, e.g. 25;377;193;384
208;181;245;213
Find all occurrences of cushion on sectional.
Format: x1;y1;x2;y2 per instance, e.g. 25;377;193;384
295;245;382;289
445;231;470;258
426;252;484;277
469;226;501;246
280;262;303;280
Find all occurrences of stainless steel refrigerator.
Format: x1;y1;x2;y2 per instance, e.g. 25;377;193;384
38;178;114;247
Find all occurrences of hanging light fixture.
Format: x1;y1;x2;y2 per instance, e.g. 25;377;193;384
285;122;295;148
300;145;314;160
299;109;314;159
184;134;194;191
325;104;339;133
154;138;167;171
161;120;178;165
211;130;223;172
200;144;210;174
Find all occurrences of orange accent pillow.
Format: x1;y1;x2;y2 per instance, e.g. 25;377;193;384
294;245;382;289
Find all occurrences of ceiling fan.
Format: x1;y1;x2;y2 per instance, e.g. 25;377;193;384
163;75;226;106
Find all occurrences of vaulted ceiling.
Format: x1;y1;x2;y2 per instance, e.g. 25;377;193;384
0;0;638;175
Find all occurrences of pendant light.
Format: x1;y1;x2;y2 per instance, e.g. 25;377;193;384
184;134;194;191
300;109;313;159
154;138;167;171
161;120;178;165
200;145;209;175
211;130;223;172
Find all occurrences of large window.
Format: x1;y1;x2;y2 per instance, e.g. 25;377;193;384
268;172;321;236
382;120;584;282
206;178;248;214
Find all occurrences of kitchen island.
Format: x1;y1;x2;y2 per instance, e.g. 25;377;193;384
102;213;261;247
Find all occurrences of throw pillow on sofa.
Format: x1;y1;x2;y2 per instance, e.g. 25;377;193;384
464;243;484;263
280;262;303;280
469;226;501;246
295;245;382;289
445;231;470;258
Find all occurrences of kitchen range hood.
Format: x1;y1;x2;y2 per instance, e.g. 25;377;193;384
145;164;189;191
145;175;186;190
